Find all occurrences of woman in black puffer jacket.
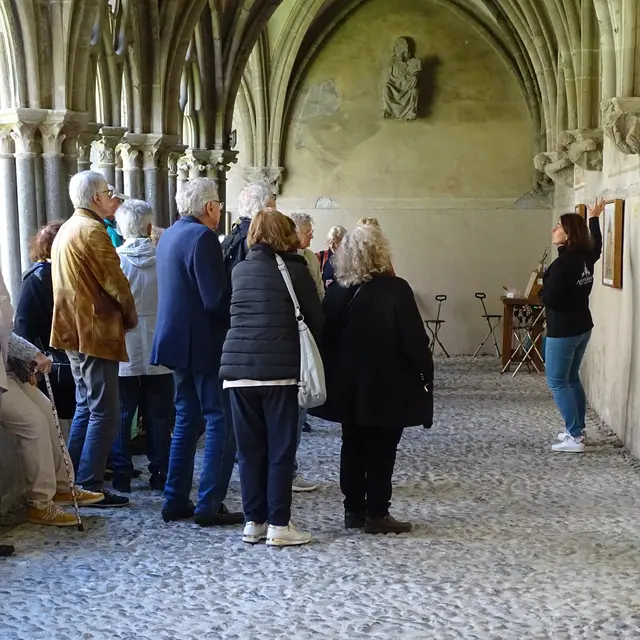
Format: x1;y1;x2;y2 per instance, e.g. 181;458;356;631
220;208;323;548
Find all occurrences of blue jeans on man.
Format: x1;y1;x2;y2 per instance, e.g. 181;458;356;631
163;369;236;517
545;331;591;439
66;352;120;492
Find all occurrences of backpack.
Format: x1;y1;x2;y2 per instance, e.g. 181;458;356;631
221;219;250;279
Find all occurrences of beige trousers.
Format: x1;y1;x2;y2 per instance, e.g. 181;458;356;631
0;374;74;508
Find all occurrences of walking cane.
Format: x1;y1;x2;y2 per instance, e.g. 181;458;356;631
43;371;84;532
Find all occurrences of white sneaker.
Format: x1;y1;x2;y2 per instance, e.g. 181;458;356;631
292;476;318;493
243;521;267;544
552;434;585;452
266;522;312;547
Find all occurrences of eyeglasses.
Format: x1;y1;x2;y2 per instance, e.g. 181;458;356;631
212;200;225;209
99;189;114;198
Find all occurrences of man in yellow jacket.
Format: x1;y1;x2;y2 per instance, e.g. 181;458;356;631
51;171;138;507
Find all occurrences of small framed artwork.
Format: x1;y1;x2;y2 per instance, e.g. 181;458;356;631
602;199;625;289
575;204;588;220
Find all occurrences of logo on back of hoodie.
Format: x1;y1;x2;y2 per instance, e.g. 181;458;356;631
577;262;593;287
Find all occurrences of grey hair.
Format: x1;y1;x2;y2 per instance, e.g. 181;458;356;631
175;178;218;218
327;225;346;245
68;171;108;209
290;212;314;230
115;199;153;239
150;226;165;246
238;181;273;219
333;225;393;287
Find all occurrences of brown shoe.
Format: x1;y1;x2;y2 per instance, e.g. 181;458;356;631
364;514;412;535
27;505;79;527
54;487;104;507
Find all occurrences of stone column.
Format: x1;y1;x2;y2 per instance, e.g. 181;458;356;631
40;121;66;223
211;149;239;234
93;126;127;186
167;151;184;225
118;140;143;199
0;131;21;301
11;121;40;272
140;136;180;227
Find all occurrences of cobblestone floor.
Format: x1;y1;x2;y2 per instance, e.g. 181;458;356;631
1;357;640;640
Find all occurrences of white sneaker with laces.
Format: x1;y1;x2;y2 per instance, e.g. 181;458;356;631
292;476;318;493
552;434;585;452
243;521;267;544
266;522;312;547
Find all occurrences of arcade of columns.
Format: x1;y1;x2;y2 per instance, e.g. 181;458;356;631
0;0;639;307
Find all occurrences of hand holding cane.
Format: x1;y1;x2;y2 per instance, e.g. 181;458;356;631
43;370;84;532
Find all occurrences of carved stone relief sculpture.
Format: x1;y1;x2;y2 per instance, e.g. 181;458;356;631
533;151;574;187
602;97;640;155
560;129;603;171
383;38;421;121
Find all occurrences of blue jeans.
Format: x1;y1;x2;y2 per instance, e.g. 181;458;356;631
111;374;175;477
292;408;306;479
545;331;591;439
163;369;235;517
66;352;120;491
230;386;299;526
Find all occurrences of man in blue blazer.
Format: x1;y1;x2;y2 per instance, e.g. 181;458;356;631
151;178;242;526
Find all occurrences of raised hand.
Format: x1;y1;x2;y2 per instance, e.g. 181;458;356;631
588;197;605;218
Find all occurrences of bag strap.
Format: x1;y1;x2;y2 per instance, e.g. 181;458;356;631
275;254;303;319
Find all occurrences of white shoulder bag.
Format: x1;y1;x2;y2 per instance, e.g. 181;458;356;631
275;254;327;409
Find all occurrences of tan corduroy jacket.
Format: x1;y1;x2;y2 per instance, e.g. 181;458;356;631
51;208;138;362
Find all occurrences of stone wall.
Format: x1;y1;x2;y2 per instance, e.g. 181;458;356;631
556;141;640;457
230;0;551;354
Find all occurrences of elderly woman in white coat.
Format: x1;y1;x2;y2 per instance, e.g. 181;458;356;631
0;270;103;527
110;200;174;493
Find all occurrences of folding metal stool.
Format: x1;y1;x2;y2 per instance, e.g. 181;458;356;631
472;292;501;358
501;305;545;376
425;294;450;358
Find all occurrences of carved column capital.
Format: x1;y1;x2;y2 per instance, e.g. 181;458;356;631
94;126;128;165
559;129;603;171
39;121;67;156
168;147;187;175
533;151;575;187
601;97;640;155
77;123;102;165
243;166;285;195
210;149;239;174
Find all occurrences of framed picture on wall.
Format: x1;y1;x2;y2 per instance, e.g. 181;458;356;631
602;199;625;289
575;204;588;220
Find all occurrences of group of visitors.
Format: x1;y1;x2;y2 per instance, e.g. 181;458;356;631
0;164;605;555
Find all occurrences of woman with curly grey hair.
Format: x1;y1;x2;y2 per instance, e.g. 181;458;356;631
314;224;433;535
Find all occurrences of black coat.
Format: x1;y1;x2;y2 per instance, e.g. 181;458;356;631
313;274;434;429
541;217;602;338
14;262;76;419
220;244;324;382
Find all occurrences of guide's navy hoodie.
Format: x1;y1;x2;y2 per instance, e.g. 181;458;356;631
541;217;602;338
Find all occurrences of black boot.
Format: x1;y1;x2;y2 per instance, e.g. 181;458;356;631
149;473;167;491
112;472;131;493
0;544;15;557
162;501;195;523
194;504;244;527
364;514;412;535
344;511;366;529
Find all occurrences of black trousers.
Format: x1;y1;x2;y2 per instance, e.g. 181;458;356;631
229;386;299;526
340;424;404;518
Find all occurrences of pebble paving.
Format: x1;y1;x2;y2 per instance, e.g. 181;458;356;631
1;357;640;639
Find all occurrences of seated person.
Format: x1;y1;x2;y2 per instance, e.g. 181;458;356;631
2;331;104;526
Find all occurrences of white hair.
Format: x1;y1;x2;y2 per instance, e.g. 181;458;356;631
115;199;153;239
68;171;108;209
334;225;393;287
290;212;314;230
175;178;218;218
327;225;347;245
237;181;273;219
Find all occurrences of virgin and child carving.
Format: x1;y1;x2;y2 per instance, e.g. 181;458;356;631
383;37;422;121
